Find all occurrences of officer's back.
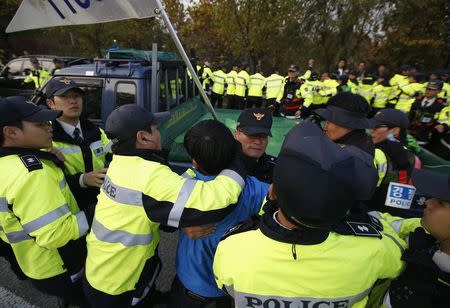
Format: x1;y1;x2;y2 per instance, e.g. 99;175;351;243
213;121;405;308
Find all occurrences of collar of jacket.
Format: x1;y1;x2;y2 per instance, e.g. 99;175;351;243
52;118;101;145
376;139;412;169
335;129;375;157
0;146;65;169
243;153;269;175
114;148;169;166
259;200;330;245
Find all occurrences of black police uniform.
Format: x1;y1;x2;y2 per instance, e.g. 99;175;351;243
51;119;111;208
280;77;303;117
387;169;450;308
242;153;276;184
367;110;417;217
236;108;277;183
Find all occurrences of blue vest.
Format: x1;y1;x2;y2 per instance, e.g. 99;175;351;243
176;170;269;297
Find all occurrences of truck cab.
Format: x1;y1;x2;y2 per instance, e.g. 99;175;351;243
40;49;296;167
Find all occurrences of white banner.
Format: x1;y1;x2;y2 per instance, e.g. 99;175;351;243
6;0;158;33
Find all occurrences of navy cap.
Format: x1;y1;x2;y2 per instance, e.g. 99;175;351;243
368;109;410;129
237;108;272;136
426;80;443;91
106;104;170;143
315;105;371;129
45;77;84;97
273;120;378;227
31;57;39;64
412;169;450;201
288;64;299;72
0;96;62;126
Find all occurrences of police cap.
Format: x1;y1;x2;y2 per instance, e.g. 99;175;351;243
412;169;450;202
288;65;299;72
426;80;443;91
106;104;170;143
315;93;371;129
273;120;378;228
236;108;272;136
0;96;62;126
45;77;84;97
368;109;410;129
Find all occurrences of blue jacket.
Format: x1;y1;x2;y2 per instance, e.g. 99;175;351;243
176;169;269;297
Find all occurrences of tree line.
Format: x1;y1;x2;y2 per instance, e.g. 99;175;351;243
0;0;448;73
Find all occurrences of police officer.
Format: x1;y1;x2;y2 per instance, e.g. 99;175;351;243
83;104;246;307
368;109;419;216
226;64;239;109
0;97;89;303
247;67;266;108
385;169;450;308
235;64;250;110
235;108;276;183
45;77;111;210
210;64;228;108
201;58;213;94
264;67;285;114
51;58;64;75
23;58;51;89
213;120;404;308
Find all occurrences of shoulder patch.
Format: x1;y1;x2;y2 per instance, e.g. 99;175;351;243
346;221;382;238
368;215;384;231
220;216;260;242
19;154;43;172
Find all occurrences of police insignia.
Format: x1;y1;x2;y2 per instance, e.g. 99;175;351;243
19;154;43;172
59;78;72;85
346;221;381;238
253;113;265;121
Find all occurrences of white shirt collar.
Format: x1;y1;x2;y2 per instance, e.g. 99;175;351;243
56;119;83;139
421;96;437;107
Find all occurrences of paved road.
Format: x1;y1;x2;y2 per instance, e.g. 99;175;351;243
0;231;178;307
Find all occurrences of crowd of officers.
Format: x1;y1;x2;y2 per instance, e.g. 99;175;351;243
0;73;449;308
198;59;450;161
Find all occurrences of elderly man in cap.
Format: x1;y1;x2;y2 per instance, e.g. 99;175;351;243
409;80;446;147
383;169;450;308
213;120;405;308
46;77;111;211
235;108;276;183
0;97;89;304
314;92;388;186
279;64;303;118
83;104;246;307
367;109;421;216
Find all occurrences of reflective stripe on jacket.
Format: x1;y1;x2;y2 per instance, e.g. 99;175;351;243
85;153;245;295
0;149;87;280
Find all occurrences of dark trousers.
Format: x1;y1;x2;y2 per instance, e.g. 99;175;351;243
32;272;87;307
227;95;237;109
83;275;135;308
211;92;224;108
265;98;280;116
235;96;246;110
83;253;161;308
168;275;232;308
246;96;263;108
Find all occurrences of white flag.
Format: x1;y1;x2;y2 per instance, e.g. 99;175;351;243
6;0;158;33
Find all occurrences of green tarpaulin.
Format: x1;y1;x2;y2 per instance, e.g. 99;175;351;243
161;98;450;174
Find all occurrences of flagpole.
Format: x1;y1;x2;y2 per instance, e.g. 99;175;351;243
154;0;218;120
